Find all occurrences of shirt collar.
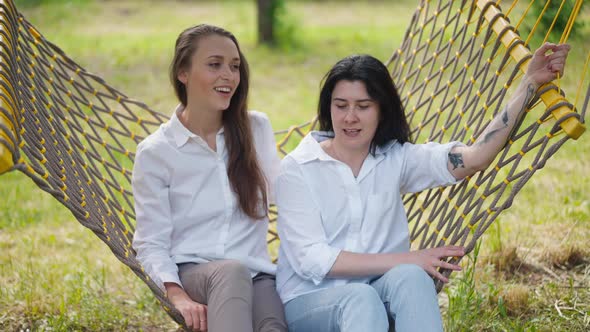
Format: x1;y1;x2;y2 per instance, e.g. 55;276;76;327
374;139;397;155
290;131;398;164
168;104;224;148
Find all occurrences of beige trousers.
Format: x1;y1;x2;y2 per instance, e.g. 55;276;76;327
178;260;287;332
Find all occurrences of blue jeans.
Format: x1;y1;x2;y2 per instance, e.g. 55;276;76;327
284;264;444;332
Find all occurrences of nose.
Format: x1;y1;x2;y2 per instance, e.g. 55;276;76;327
221;64;233;80
343;109;359;123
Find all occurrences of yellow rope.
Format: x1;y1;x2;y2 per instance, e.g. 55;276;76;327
505;0;519;18
561;0;584;44
525;0;552;46
514;0;536;31
574;52;590;112
541;0;567;44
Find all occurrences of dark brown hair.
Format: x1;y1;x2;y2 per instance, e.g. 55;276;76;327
318;54;411;154
170;24;268;219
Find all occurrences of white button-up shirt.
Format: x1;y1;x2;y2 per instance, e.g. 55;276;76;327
132;107;280;290
275;131;463;303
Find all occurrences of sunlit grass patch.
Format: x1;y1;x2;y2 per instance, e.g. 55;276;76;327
0;221;175;331
542;244;588;270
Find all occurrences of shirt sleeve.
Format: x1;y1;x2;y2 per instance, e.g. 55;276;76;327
399;141;466;194
252;111;281;204
276;157;341;285
132;141;181;291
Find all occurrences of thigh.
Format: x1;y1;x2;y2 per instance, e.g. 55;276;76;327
284;288;345;332
370;264;437;304
370;264;441;332
178;259;251;305
252;273;287;332
284;283;388;332
177;262;214;304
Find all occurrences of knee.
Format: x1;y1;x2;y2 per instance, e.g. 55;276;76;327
256;317;288;332
389;264;432;282
212;259;252;284
341;284;388;328
383;264;436;297
343;284;384;310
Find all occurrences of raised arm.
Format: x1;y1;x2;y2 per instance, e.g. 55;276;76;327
447;43;571;180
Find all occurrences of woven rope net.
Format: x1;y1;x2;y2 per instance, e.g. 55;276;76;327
0;0;588;327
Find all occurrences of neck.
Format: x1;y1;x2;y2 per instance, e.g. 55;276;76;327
322;138;369;177
179;103;223;138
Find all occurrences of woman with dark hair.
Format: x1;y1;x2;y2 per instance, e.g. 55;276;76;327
276;43;570;331
132;24;287;332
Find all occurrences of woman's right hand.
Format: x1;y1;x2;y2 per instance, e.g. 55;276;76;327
406;245;465;283
165;282;208;332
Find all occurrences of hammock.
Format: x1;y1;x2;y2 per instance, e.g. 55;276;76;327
0;0;588;327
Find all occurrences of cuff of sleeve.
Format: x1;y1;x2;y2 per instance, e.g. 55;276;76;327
301;246;341;286
440;141;467;184
158;272;183;292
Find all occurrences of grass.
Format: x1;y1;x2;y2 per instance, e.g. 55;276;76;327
1;0;589;331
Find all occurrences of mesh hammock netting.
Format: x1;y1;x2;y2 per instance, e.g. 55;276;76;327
0;0;588;327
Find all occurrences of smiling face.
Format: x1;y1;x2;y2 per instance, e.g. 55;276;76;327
330;80;380;153
177;34;241;113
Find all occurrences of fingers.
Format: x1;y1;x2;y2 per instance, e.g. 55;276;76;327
433;245;466;258
428;260;462;283
191;310;200;332
552;43;571;52
535;42;556;56
428;266;449;283
197;305;208;332
547;44;570;75
546;46;570;61
535;42;569;54
440;245;465;250
437;259;462;271
180;304;207;332
181;309;194;331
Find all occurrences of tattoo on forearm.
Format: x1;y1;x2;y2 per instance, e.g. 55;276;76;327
448;152;465;169
502;109;509;126
476;83;536;146
477;106;509;145
506;83;536;141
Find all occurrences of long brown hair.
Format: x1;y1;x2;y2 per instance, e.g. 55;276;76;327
170;24;268;219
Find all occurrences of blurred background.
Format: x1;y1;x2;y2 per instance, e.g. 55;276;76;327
1;0;589;331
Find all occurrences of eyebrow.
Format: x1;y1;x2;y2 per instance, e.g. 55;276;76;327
332;98;374;103
207;55;240;61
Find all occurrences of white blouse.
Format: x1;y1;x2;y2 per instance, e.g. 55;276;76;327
132;106;280;290
275;131;463;303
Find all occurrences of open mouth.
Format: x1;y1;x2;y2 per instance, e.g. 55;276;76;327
214;86;232;95
343;129;361;137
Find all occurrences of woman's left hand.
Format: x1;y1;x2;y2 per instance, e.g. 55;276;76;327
526;43;571;87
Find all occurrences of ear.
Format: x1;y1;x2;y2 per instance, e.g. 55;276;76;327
177;70;188;85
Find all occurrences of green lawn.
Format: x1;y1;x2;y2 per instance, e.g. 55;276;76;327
1;0;589;331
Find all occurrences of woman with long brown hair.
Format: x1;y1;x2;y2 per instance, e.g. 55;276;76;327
132;24;286;332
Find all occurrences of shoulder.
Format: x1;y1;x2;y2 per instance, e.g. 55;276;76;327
135;124;173;161
248;110;272;130
280;153;299;170
247;111;276;153
279;135;318;178
282;132;325;165
276;155;307;192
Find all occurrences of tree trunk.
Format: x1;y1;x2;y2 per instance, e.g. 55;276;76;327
257;0;274;45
